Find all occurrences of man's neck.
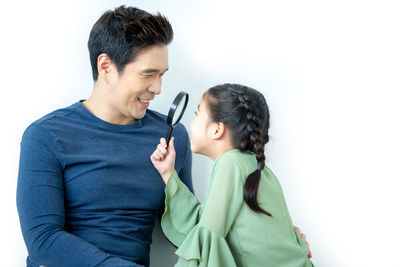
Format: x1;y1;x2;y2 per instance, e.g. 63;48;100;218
82;84;136;125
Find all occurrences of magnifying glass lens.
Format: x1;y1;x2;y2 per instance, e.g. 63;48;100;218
166;91;189;148
172;96;188;126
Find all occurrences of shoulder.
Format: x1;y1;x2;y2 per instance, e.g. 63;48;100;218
211;150;252;185
262;165;277;178
28;102;79;128
214;150;256;175
22;102;80;143
207;151;249;200
261;165;281;187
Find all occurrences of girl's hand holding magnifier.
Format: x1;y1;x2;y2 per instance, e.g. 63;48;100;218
150;137;176;184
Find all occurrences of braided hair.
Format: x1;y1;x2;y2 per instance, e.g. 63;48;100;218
204;84;272;216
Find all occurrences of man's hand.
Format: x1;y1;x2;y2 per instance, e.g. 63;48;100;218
294;226;312;258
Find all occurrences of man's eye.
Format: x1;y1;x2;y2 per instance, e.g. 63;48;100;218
194;111;198;116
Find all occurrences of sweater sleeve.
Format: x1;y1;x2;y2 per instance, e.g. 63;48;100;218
16;124;142;267
161;156;243;266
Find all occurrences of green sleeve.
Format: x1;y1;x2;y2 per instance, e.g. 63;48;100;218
161;171;203;247
196;155;243;236
171;156;244;266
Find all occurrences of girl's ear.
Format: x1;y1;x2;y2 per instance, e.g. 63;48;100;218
210;122;226;140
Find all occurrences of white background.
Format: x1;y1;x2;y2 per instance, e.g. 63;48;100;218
1;0;399;266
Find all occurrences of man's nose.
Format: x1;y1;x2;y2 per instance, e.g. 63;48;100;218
148;77;162;95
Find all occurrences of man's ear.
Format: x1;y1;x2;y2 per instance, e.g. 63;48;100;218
97;53;114;83
211;122;226;140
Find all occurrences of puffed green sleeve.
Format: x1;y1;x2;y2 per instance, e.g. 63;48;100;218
162;155;244;266
161;171;203;247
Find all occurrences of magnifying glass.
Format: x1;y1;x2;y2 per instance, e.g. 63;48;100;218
166;91;189;148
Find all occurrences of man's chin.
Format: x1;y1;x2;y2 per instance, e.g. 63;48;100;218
132;110;147;121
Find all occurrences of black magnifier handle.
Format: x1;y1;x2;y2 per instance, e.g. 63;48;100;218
166;127;174;149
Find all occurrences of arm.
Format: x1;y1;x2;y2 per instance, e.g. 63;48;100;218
171;155;241;266
17;125;141;267
160;172;202;246
194;156;242;237
151;138;202;246
151;139;240;266
157;132;193;221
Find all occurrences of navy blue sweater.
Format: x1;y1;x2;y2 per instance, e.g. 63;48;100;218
17;101;193;267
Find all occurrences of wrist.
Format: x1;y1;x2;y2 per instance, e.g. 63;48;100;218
161;169;175;184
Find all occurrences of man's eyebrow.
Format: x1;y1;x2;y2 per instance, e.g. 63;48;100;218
141;67;169;74
141;69;159;74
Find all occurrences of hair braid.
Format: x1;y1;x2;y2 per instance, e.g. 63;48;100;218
205;83;272;216
234;90;266;170
234;89;271;216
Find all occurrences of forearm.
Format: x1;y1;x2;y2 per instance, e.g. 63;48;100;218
161;172;202;246
17;187;141;267
23;226;140;267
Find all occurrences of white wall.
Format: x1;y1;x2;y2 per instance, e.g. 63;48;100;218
1;0;399;266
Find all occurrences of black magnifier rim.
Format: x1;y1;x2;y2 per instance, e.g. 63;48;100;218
167;91;189;126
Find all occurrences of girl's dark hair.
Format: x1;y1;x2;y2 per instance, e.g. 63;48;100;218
204;83;272;216
88;5;173;81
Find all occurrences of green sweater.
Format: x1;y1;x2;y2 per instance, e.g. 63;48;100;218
161;149;313;267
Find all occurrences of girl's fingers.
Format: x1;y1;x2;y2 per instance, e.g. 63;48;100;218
154;149;165;160
157;143;167;154
160;138;167;148
151;139;170;162
151;147;165;160
151;152;161;161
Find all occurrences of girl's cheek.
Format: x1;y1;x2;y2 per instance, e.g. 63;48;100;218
189;121;194;135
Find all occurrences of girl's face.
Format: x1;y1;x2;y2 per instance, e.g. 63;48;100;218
190;97;213;156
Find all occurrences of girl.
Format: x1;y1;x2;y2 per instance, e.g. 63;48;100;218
150;84;313;267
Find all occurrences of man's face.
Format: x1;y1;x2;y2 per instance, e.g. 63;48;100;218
108;45;169;123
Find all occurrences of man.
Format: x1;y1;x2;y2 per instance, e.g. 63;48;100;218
17;6;192;266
